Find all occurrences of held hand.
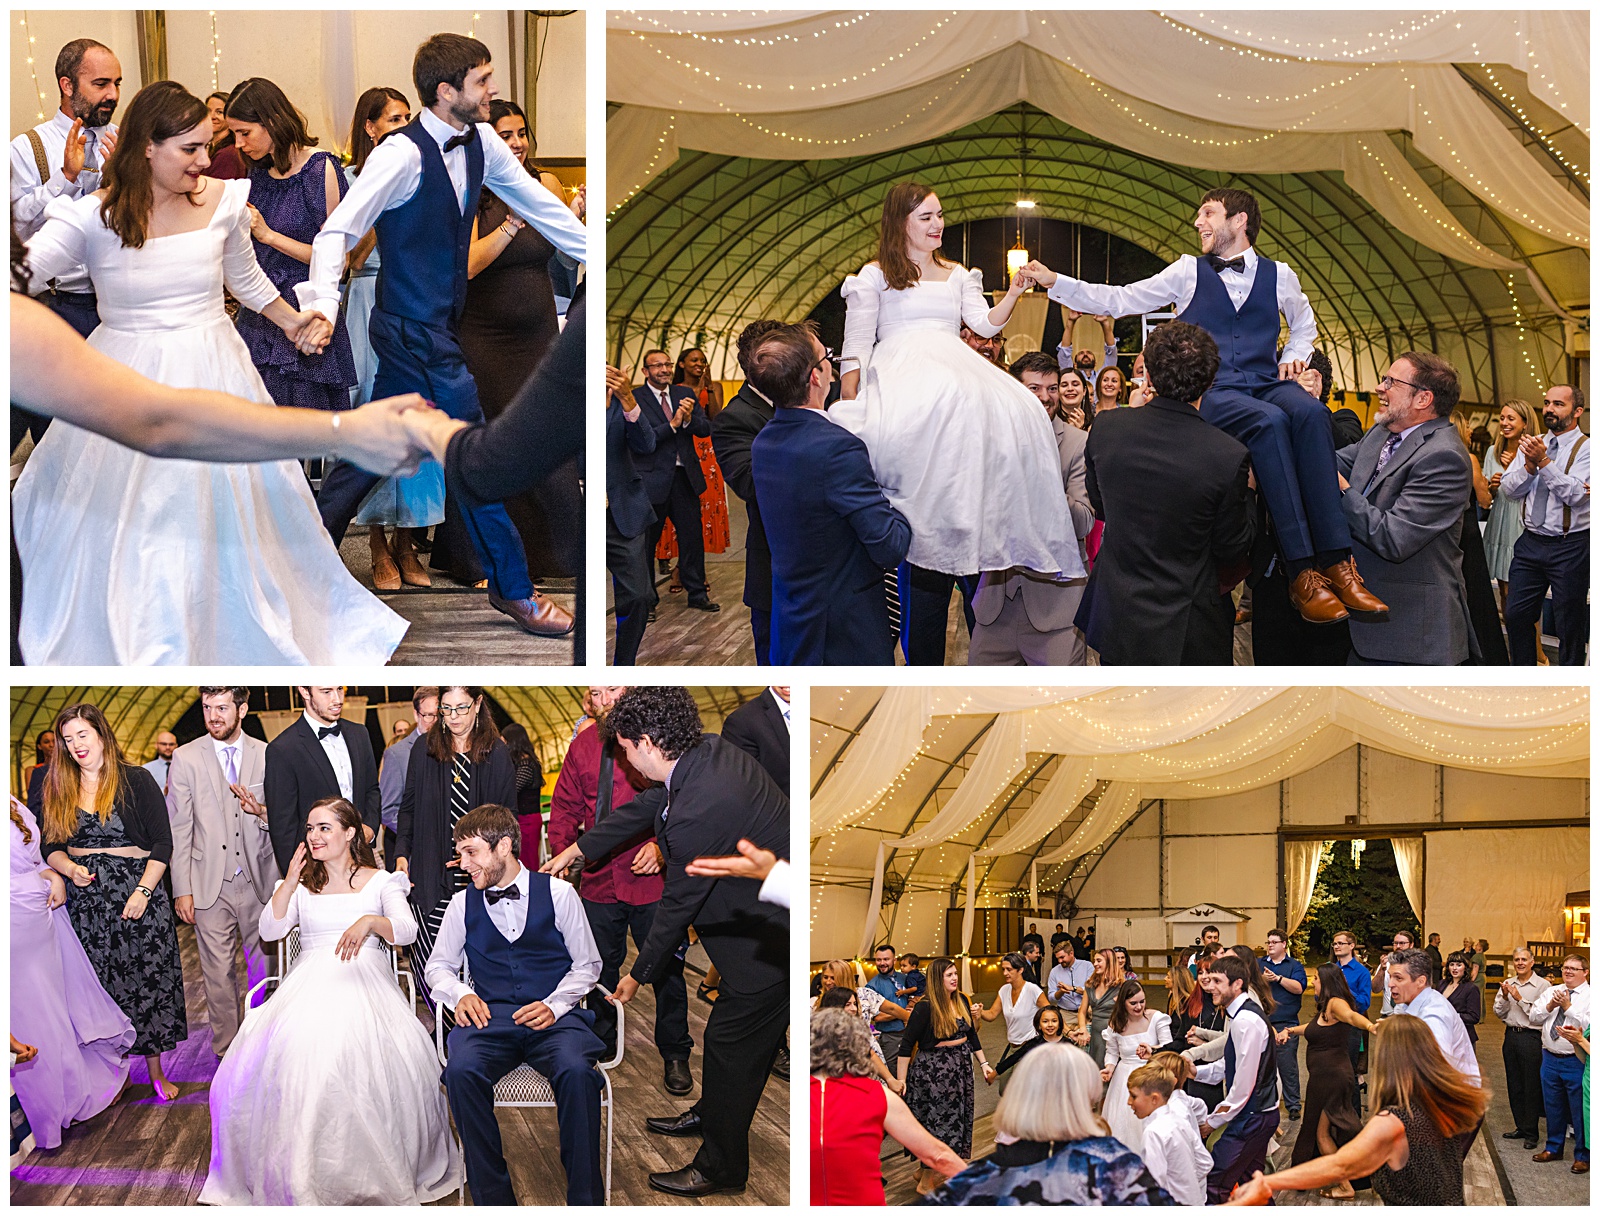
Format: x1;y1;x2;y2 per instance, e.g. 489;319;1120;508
1135;1043;1152;1059
62;119;87;181
455;992;492;1029
888;1076;905;1096
174;894;196;924
69;862;96;888
400;406;469;467
684;838;778;882
607;975;640;1006
1198;1121;1214;1140
512;999;557;1029
1186;1025;1204;1045
285;842;310;889
341;393;436;477
1278;359;1307;380
1100;1065;1114;1083
232;783;268;820
122;888;149;920
542;842;583;875
336;915;373;961
292;313;334;356
1228;1172;1272;1205
43;869;67;909
981;1064;996;1085
630;841;664;875
11;1036;38;1065
1006;269;1032;296
1275;1029;1290;1046
1022;259;1058;288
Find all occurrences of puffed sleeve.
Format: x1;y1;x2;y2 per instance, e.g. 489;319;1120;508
959;266;1001;337
219;180;283;313
1150;1012;1173;1045
378;871;418;947
839;262;883;371
23;194;93;291
258;880;300;941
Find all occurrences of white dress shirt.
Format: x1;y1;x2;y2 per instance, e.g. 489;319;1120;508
303;106;586;323
1494;972;1553;1029
1207;994;1273;1128
1055;341;1118;378
142;756;171;792
769;689;792;730
1394;986;1481;1082
758;857;791;909
1498;426;1591;535
1141;1100;1214;1206
423;864;601;1020
1044;247;1316;365
304;711;354;801
1529;981;1592;1055
10;110;117;294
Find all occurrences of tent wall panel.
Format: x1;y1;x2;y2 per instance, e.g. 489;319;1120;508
529;13;584;159
1364;751;1441;823
1165;786;1278;836
1283;749;1359;824
808;884;869;963
1440;770;1589;823
1424;827;1588;953
1074;835;1160;910
1164;835;1278;914
891;890;960;961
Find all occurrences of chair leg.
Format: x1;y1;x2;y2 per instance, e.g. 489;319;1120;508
604;1075;613;1204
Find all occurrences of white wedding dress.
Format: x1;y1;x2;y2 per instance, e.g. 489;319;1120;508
1100;1012;1172;1157
829;262;1085;577
199;871;463;1206
14;179;407;664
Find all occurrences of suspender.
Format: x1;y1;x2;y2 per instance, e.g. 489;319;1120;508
1520;432;1587;534
25;129;49;183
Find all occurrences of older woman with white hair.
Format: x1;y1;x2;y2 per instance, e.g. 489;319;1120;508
921;1042;1172;1205
810;1008;964;1205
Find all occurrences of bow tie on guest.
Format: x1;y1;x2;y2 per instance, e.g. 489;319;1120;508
485;884;521;905
1207;254;1247;274
443;125;477;152
316;725;341;740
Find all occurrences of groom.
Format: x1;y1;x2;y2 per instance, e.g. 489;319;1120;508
426;804;607;1205
303;33;586;638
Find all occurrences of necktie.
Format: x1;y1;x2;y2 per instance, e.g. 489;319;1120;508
1207;254;1246;273
485;884;522;905
1370;432;1402;485
83;128;99;171
1531;433;1557;530
224;746;238;785
316;725;339;740
443;125;476;152
660;389;672;419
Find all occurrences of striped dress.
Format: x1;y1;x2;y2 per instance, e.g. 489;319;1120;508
409;754;474;1006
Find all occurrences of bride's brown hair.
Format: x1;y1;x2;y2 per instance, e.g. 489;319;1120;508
876;181;952;291
300;797;379;893
100;81;208;249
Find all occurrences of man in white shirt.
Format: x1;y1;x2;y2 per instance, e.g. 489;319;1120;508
1387;948;1481;1083
142;731;177;793
1198;954;1280;1202
1529;954;1591;1170
1496;947;1553;1148
1045;937;1094;1020
1499;385;1589;665
1056;310;1118;381
1026;188;1388;628
304;33;585;640
429;804;606;1204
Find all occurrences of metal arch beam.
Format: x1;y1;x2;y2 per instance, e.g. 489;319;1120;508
811;692;886;798
1054;799;1160;912
968;754;1060;895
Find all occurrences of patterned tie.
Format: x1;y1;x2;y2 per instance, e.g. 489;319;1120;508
1530;433;1557;531
1368;432;1402;488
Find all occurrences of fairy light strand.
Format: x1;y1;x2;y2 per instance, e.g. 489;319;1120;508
21;12;49;122
208;11;221;93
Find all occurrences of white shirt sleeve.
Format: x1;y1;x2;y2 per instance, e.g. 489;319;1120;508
1150;1012;1173;1045
303;134;421;321
377;872;418;947
758;858;791;908
1276;261;1317;366
220;183;284;313
10;135;84;232
423;891;472;1010
22;195;91;290
840;264;883;370
546;877;602;1021
1498;453;1537;499
1193;1057;1225;1085
1209;1011;1269;1127
1046;258;1194;318
1533;436;1591;507
959;267;1002;336
258;881;300;941
479;126;587;264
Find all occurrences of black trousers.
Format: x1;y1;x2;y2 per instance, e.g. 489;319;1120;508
901;564;978;665
581;897;692;1061
750;607;772;665
649;467;708;599
1503;1026;1544;1137
1504;529;1589;665
607;515;656;664
691;979;787;1186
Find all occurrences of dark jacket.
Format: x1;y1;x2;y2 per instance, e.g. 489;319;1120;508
40;766;172;864
397;735;518;921
752;407;911;665
710;383;775;612
606;388;658;539
575;735;788;994
719;690;790;795
1080;396;1254;664
264;717;381;873
633;382;710;501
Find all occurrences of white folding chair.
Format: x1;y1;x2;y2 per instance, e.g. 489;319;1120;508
434;965;624;1204
245;925;416;1017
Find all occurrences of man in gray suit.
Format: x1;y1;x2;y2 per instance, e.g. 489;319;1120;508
970;353;1096;665
1334;352;1475;665
167;686;278;1057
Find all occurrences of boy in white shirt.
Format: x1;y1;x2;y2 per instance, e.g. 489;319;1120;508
1129;1062;1213;1206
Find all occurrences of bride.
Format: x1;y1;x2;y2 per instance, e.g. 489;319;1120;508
200;797;463;1205
829;182;1084;580
1099;979;1172;1157
14;80;406;665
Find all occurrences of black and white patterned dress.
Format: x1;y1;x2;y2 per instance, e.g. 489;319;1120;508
410;755;473;987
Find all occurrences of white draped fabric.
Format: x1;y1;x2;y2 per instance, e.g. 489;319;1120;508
1390;837;1426;922
1425;828;1588;954
973;759;1096;858
1031;784;1145;867
1283;840;1327;935
607;11;1587;259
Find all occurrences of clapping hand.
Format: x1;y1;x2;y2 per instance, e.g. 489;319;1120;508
570;183;587;221
606;364;634;402
1552;987;1573;1010
1520;433;1550;472
671;401;694;429
62;118;88;181
336;915;374;961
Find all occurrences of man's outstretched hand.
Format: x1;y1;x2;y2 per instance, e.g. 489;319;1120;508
685;838;779;882
1022;259;1058;288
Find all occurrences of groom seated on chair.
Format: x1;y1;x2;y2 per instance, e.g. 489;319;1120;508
425;804;607;1205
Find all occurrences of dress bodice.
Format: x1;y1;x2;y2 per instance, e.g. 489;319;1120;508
840;262;998;366
1104;1014;1173;1063
70;807;134;849
261;869;419;957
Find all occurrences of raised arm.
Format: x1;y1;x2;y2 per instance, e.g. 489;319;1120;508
481;128;586;263
1029;256;1191;319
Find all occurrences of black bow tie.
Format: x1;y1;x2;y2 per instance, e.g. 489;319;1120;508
1208;254;1247;274
485;884;521;905
443;126;477;152
316;725;340;740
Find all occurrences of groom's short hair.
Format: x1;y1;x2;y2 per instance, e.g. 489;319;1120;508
1200;187;1260;244
414;33;491;107
453;804;520;856
198;686;249;706
745;322;821;409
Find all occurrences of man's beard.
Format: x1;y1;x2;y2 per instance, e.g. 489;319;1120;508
478;855;509;889
449;95;483;126
1543;410;1571;432
1372;401;1399;429
72;95;117;127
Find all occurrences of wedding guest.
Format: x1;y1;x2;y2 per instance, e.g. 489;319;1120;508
201;89;245;179
1386;947;1479;1083
1259;927;1306;1120
995;1004;1074;1075
166;686;276;1058
1077;948;1122;1066
1198;955;1280;1202
972;952;1047;1093
1058;363;1091;430
633;349;718;612
1056;310;1117;381
226;77;357;413
499;721;545;863
1332;929;1372;1079
345;85;441;591
1495;947;1551;1149
1482;399;1540;658
606;359;657;662
1451;408;1510;663
10;797;133;1149
1275;964;1374;1195
24;731;54;813
40;703;186;1100
718;685;790;794
377;687;439;869
397;685;517;1004
897;958;993;1196
1094;363;1126;415
656;347;731;595
261;685;381;874
1047;937;1094;1023
1529;954;1590;1172
142;731;176;793
1439;952;1483;1046
1128;1062;1212;1205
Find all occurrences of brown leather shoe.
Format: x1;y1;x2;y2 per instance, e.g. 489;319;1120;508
1289;568;1349;625
1321;557;1389;621
395;529;431;588
489;592;575;637
1532;1150;1564;1163
1573;1161;1589;1174
368;528;401;591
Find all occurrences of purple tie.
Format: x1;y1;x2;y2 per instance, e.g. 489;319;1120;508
1371;432;1402;481
224;746;238;785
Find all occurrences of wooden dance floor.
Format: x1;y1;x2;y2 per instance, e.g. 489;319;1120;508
12;924;789;1206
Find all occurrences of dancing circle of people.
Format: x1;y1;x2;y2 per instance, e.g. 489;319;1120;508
12;685;793;1203
610;180;1587;667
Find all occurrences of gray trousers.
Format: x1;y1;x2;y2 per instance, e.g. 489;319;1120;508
193;876;271;1055
968;591;1087;666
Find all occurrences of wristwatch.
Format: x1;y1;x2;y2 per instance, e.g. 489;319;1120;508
136;885;154;898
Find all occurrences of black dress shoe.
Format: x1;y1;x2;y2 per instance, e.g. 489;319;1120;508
1504;1130;1529;1139
646;1110;703;1137
649;1165;744;1197
1526;1138;1542;1151
770;1044;790;1081
687;597;721;612
664;1058;693;1095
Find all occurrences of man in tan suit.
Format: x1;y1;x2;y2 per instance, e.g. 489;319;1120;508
167;686;278;1057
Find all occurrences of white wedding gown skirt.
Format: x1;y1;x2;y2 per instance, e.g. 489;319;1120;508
13;180;407;665
829;266;1085;577
200;878;463;1205
1100;1015;1171;1157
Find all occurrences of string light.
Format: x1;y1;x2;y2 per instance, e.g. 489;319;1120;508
1478;65;1589;185
1158;12;1458;62
607;113;676;216
208;11;221;93
616;11;874;47
469;12;481;40
21;12;48;122
1507;273;1555;392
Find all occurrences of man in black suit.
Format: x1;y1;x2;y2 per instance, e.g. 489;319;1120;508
719;686;789;795
710;320;784;663
1080;320;1255;664
542;687;788;1198
261;686;381;873
606;364;659;664
633;349;718;613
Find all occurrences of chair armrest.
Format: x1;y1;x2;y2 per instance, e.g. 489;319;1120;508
435;995;454;1068
592;983;625;1071
245;974;280;1005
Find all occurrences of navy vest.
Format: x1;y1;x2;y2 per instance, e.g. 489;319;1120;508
1223;999;1280;1120
1177;256;1280;392
463;872;572;1018
374;119;484;329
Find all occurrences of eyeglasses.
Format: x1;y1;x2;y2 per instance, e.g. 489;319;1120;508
1378;374;1422;392
812;346;838;375
439;704;476;717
